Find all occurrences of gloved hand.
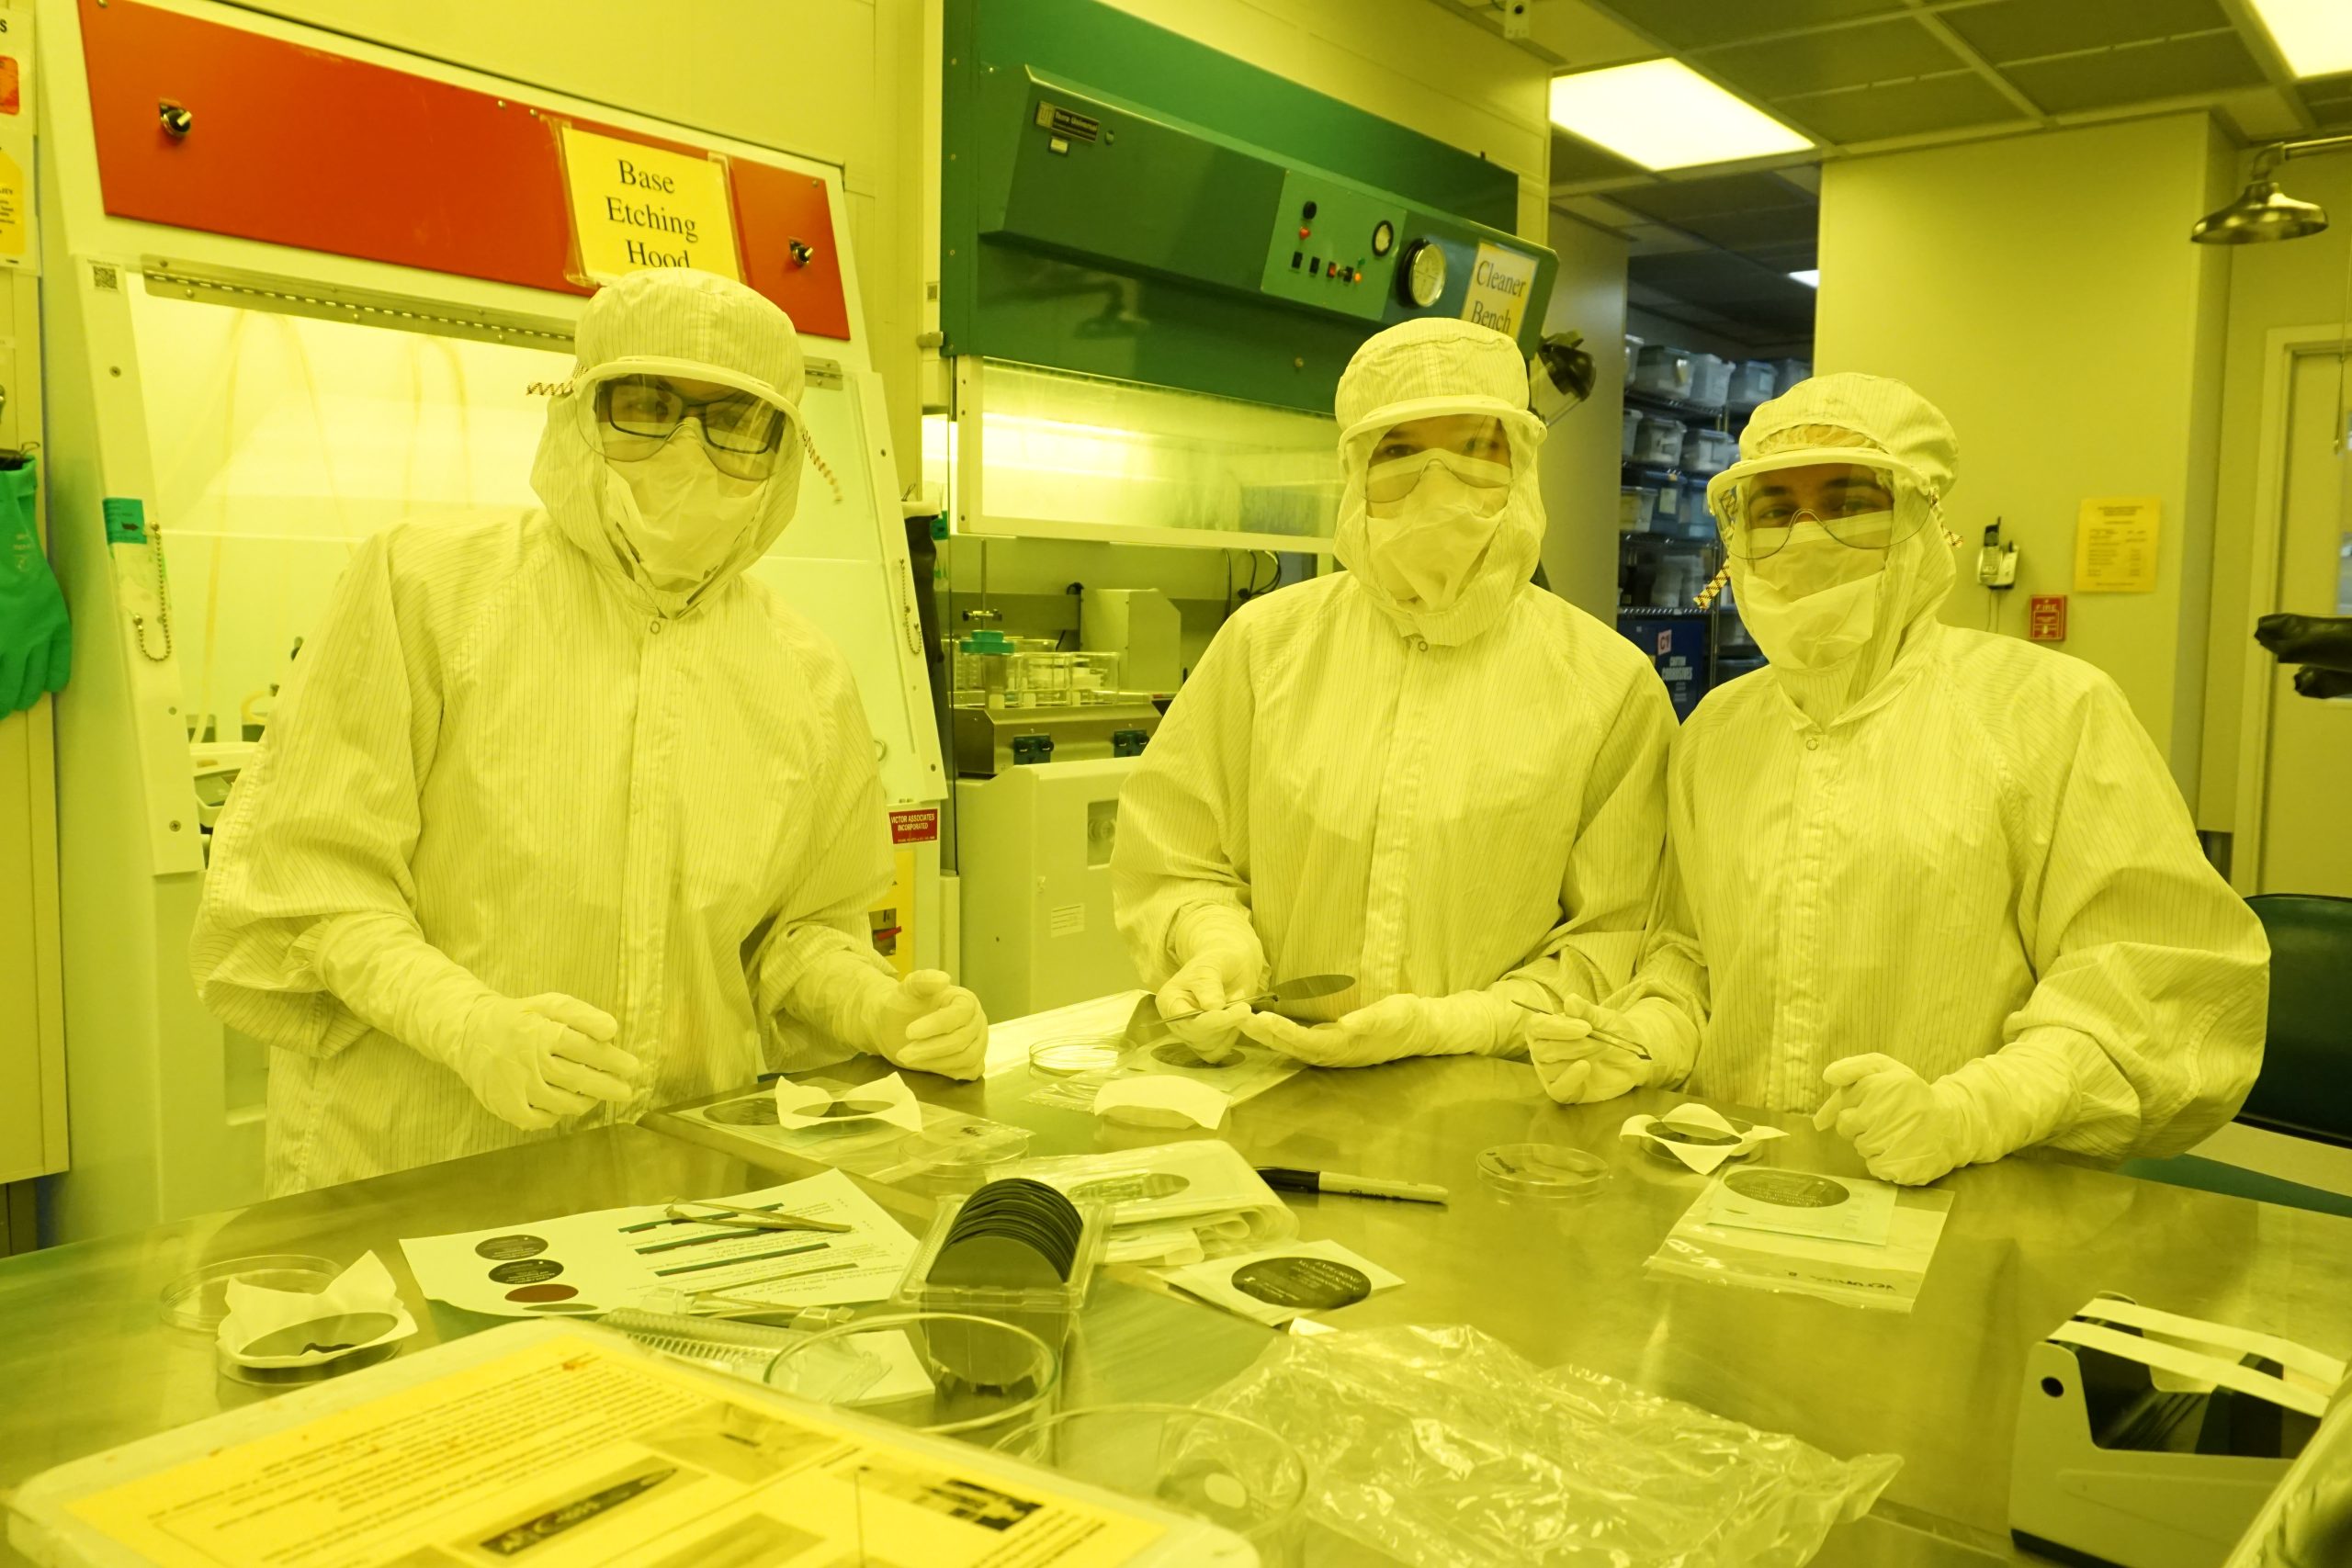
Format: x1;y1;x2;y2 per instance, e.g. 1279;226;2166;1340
447;991;639;1131
871;969;988;1079
1;464;71;716
1154;908;1268;1065
308;911;641;1127
1240;991;1513;1068
1529;997;1666;1104
1813;1054;1979;1186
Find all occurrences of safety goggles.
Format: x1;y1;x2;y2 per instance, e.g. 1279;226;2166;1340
1362;413;1517;513
1703;448;1929;561
595;375;791;480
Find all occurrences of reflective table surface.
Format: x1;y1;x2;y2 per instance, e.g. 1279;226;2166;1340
6;1038;2349;1568
659;1045;2352;1565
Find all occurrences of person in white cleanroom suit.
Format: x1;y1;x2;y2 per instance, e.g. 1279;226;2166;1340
1112;318;1676;1067
192;268;986;1195
1532;373;2267;1185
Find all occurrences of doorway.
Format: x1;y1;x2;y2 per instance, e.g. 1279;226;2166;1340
2245;346;2352;896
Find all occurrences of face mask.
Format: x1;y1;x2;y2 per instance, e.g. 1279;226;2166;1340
1729;518;1888;670
1363;467;1506;611
1753;518;1893;594
1737;569;1883;671
605;438;766;592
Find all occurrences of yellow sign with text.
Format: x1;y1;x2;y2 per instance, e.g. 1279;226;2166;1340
1461;243;1540;339
2074;496;2162;592
559;125;740;282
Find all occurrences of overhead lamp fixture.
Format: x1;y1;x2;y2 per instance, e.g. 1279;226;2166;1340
1788;269;1821;288
2245;0;2352;78
2189;134;2352;243
1548;60;1811;173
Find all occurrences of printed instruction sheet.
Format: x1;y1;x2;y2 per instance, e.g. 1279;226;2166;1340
60;1331;1167;1568
401;1168;918;1317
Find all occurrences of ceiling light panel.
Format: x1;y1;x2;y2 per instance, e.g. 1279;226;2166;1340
1549;61;1813;172
2245;0;2352;78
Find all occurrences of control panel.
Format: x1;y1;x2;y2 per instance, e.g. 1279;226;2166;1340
1258;169;1405;322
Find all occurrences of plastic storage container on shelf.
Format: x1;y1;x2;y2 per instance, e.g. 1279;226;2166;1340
1623;335;1643;387
1632;414;1685;468
1648;479;1686;534
1771;358;1812;396
1731;360;1776;407
1632;344;1693;401
1679;427;1736;477
1621;405;1641;461
1681;482;1712;534
1685;353;1733;412
1622;484;1659;532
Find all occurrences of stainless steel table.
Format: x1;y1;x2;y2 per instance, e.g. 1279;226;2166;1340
5;1053;2346;1568
656;1050;2352;1565
0;1122;1276;1566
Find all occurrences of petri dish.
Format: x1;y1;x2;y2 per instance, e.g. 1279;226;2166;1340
159;1255;340;1334
768;1312;1059;1441
1029;1034;1125;1078
1476;1144;1610;1198
996;1404;1307;1567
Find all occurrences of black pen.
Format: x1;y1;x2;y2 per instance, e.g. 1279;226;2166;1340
1258;1167;1449;1204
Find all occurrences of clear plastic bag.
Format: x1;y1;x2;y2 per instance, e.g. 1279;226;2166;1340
1198;1323;1900;1568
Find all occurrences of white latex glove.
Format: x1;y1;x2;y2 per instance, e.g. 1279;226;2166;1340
309;913;640;1130
872;970;988;1079
1813;1053;1977;1186
1530;996;1673;1104
448;992;639;1131
1240;992;1513;1068
1155;911;1268;1065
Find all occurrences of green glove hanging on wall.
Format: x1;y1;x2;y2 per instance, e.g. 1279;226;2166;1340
0;459;70;716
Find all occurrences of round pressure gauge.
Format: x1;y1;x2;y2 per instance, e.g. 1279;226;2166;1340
1400;239;1447;308
1371;220;1396;258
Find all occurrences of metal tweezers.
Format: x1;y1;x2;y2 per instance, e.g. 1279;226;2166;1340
1512;998;1652;1061
662;1199;852;1235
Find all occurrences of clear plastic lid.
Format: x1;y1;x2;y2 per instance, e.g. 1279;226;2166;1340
1029;1033;1126;1078
1476;1144;1610;1198
159;1254;339;1334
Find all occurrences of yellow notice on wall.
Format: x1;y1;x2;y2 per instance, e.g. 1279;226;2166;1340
2074;496;2162;592
558;124;740;283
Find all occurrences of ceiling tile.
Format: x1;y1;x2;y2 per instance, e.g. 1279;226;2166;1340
1674;207;1821;249
1601;170;1817;223
1551;193;1645;230
1742;240;1821;271
2215;85;2311;141
1591;0;1909;53
1938;0;2227;66
1772;72;2027;142
1629;250;1817;310
1701;16;1965;101
1999;31;2265;114
1549;128;1648;185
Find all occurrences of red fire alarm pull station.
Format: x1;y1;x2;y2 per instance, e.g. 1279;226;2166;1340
2029;595;2068;643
